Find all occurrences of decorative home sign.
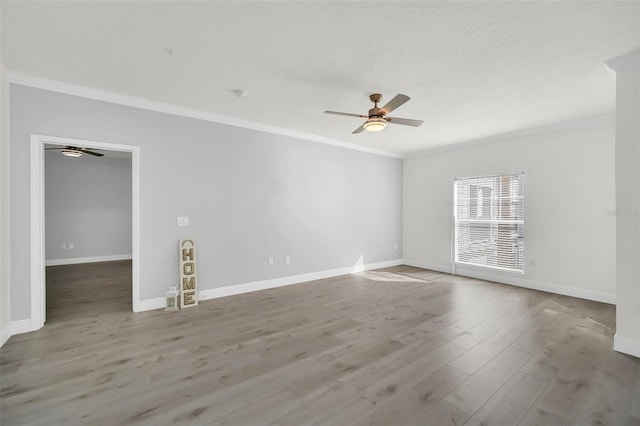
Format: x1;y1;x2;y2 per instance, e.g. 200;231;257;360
179;239;198;308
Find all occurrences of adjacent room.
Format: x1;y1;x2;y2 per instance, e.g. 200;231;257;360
1;1;639;425
44;145;133;322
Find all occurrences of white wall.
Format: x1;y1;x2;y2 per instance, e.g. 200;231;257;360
0;61;11;345
403;115;616;303
9;84;403;322
45;152;132;263
612;52;640;358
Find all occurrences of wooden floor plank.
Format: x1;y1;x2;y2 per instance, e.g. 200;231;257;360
447;326;525;375
1;261;639;425
464;371;547;426
353;366;469;426
444;346;533;415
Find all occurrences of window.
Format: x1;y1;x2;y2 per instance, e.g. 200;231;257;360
454;173;524;273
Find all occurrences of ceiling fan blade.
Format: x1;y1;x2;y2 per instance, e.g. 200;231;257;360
352;124;366;134
44;145;73;150
325;111;368;118
380;94;410;115
82;150;104;157
385;116;424;127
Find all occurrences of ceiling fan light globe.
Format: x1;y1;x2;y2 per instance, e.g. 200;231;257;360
61;149;83;157
363;118;387;132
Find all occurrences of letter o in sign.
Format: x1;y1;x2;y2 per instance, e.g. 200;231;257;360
183;262;195;275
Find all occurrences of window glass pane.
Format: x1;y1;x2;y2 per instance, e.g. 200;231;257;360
454;173;524;273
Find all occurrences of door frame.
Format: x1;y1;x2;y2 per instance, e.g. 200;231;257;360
30;134;141;330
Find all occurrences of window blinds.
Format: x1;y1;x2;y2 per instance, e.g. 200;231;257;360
454;173;525;273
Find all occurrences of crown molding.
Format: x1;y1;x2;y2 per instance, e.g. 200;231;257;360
606;50;640;72
7;72;403;159
404;113;614;159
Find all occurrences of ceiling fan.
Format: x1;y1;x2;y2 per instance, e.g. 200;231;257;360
325;93;424;134
45;146;104;158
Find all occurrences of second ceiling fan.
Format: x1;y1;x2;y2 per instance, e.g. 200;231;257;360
325;93;424;134
45;146;104;157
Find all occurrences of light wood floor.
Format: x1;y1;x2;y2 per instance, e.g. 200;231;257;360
1;262;639;425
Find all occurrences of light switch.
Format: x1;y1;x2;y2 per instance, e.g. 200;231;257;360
177;217;189;227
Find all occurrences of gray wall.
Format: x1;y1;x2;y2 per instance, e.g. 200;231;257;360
404;115;616;301
10;84;403;320
45;152;132;261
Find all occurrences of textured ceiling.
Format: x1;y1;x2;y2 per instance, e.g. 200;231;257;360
2;1;639;155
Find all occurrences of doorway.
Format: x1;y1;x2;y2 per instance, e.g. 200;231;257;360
30;135;140;330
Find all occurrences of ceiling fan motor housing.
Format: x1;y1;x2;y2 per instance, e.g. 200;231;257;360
369;108;384;118
369;93;384;118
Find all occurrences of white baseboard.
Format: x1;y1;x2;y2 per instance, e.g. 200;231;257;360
402;258;616;305
1;324;10;347
137;259;404;312
402;259;452;274
135;297;166;312
614;334;640;358
45;254;132;266
9;318;34;336
199;259;404;302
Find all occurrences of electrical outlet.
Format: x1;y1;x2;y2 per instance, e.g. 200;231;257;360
285;255;291;264
268;257;274;266
68;243;74;249
61;243;66;250
177;217;189;227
